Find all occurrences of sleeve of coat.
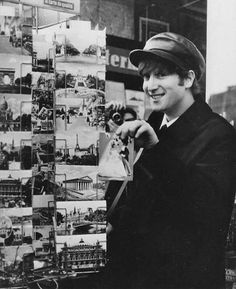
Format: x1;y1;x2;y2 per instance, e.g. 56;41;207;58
140;129;236;230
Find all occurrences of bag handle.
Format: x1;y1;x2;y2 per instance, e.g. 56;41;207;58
106;179;128;219
106;148;143;219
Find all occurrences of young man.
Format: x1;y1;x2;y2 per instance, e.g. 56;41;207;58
105;32;236;289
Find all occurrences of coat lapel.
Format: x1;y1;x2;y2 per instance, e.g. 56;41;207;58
159;99;213;144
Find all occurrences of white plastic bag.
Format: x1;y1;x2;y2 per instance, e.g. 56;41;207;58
98;136;128;180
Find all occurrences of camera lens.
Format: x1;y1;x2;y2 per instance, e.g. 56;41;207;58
112;112;122;124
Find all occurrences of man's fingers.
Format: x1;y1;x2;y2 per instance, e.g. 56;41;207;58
116;120;143;140
116;122;129;139
135;121;148;139
105;101;126;111
107;119;119;132
117;102;126;110
134;120;153;139
105;101;114;109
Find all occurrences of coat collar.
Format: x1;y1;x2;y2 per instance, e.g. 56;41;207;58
158;99;213;143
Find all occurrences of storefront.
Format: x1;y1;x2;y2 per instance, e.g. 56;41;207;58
106;35;149;119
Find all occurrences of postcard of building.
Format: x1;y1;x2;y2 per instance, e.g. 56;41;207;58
0;170;32;208
55;233;106;273
32;72;55;90
56;200;106;236
0;131;31;170
0;11;32;56
55;164;105;201
0;207;33;247
0;53;32;94
0;93;31;132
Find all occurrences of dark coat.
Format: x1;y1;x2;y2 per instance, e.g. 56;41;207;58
106;99;236;289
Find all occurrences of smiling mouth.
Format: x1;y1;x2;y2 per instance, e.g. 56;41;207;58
150;93;165;100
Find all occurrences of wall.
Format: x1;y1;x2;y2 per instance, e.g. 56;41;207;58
80;0;135;39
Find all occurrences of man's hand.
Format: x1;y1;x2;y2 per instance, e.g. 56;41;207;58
116;120;159;150
107;118;120;133
105;100;125;111
107;222;113;235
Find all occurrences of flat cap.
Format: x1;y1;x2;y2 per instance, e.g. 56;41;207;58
129;32;205;80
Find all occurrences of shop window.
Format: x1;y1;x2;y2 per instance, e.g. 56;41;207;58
139;17;169;42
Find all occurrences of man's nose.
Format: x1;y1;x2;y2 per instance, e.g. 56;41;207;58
147;75;159;92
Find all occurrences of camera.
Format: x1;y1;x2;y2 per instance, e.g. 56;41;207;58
105;108;124;126
111;111;123;125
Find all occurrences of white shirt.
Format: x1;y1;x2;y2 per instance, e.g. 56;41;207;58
160;114;179;129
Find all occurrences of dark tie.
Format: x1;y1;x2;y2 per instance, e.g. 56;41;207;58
158;124;168;137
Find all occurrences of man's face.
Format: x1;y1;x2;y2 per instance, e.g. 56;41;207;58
123;112;136;122
140;59;191;119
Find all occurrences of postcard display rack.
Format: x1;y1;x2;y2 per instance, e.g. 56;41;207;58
0;11;108;288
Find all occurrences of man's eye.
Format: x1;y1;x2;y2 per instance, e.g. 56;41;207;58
155;72;166;77
143;74;150;80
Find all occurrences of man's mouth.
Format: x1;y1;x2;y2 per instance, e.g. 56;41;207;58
150;93;165;100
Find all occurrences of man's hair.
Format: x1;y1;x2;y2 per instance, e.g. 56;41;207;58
122;107;137;121
138;56;201;97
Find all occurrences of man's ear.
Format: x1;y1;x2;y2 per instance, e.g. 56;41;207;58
185;70;195;88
